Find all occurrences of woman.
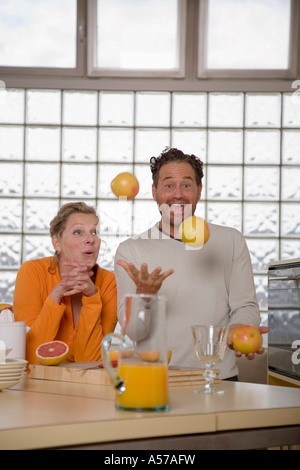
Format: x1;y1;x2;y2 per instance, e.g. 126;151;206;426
14;202;117;364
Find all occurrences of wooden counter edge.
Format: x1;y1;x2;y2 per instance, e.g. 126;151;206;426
0;413;216;451
216;407;300;431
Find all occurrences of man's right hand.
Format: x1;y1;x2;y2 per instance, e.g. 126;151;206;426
116;260;174;295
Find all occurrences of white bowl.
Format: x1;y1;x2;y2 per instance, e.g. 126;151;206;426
0;378;23;391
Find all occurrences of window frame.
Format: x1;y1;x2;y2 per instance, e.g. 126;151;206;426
0;0;86;77
0;0;299;91
198;0;300;80
87;0;187;78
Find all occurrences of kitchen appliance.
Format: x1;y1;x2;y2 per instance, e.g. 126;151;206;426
268;258;300;381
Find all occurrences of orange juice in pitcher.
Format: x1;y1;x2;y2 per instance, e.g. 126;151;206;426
102;294;170;412
116;362;169;411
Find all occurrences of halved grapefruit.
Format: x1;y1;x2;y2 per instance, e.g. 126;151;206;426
36;340;69;366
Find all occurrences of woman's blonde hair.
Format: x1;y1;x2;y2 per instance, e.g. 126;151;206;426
49;202;99;272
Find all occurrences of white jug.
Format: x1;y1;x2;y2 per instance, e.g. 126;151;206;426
0;322;26;360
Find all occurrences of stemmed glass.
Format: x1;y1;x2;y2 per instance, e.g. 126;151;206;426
191;325;228;394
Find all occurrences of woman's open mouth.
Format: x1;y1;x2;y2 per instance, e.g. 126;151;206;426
83;251;95;257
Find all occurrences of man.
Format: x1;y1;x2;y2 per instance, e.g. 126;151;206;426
115;148;267;380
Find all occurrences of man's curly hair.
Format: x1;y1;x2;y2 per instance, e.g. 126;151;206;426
150;147;204;187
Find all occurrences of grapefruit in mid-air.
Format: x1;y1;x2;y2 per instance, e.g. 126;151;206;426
111;172;139;199
36;340;69;366
179;216;210;247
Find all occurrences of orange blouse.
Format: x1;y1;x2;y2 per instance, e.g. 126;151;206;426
13;257;117;364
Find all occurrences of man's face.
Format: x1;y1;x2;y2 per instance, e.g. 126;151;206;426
152;162;202;234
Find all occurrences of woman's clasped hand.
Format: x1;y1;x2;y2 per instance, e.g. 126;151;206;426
50;261;97;303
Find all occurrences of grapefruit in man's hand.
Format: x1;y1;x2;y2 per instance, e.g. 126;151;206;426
232;325;263;355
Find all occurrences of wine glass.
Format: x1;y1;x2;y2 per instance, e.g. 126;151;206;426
191;324;228;394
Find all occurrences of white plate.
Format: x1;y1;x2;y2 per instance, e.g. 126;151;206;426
0;367;26;375
0;373;25;381
0;369;26;377
0;359;27;370
0;378;22;391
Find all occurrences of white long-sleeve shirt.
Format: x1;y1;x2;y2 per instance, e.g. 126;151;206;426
114;223;260;379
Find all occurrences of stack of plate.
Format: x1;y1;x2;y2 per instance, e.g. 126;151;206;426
0;358;27;391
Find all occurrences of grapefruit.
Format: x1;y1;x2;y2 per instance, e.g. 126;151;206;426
138;349;172;363
108;350;134;362
232;325;263;355
0;303;13;311
138;351;160;362
36;340;69;366
0;304;14;321
111;172;139;199
179;216;210;248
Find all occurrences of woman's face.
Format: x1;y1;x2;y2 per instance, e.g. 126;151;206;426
52;212;101;267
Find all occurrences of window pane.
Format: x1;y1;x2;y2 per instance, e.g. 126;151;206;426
281;167;300;200
246;239;279;273
0;271;17;304
0;0;76;68
96;0;179;70
208;93;243;127
0;89;24;124
134;165;153;199
98;200;132;236
245;130;280;164
281;239;300;260
281;203;300;237
135;129;170;163
254;275;268;311
136;92;171;126
206;0;291;69
25;163;59;197
26;90;61;125
62;164;96;198
0;126;24;160
24;199;59;233
282;131;300;164
63;91;98;126
0;235;21;267
208;130;242;163
99;129;133;163
207;202;241;230
245;93;281;128
99;92;134;126
283;93;300;127
0;163;23;196
26;127;60;161
244;203;279;236
63;128;97;162
23;235;53;261
244;167;279;201
207;166;242;200
0;199;22;232
172;93;207;127
172;130;207;163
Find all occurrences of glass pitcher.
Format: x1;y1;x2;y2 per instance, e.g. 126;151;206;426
102;294;169;412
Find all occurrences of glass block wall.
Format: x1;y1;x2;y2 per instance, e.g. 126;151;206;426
1;89;300;330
